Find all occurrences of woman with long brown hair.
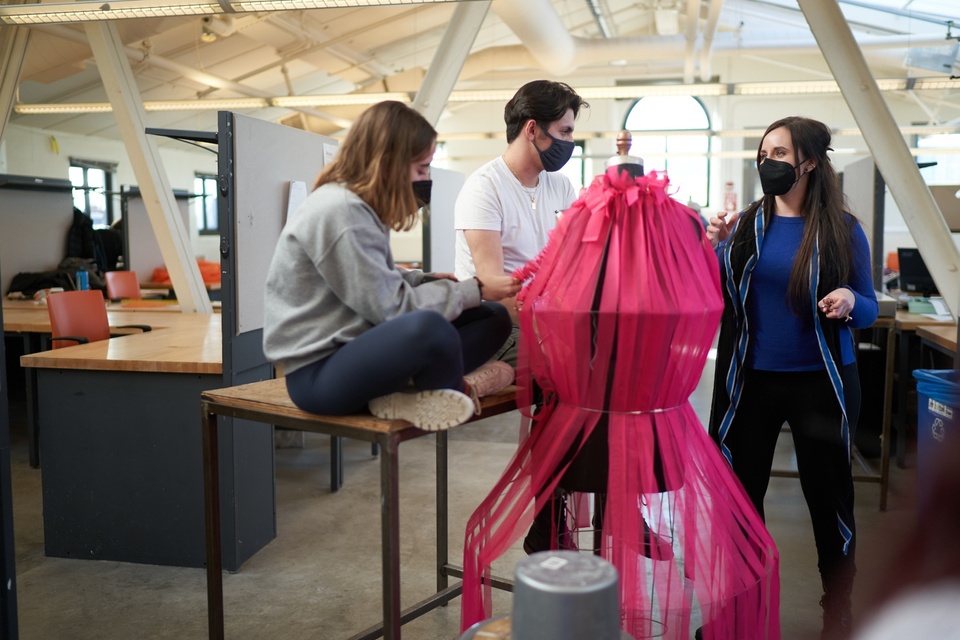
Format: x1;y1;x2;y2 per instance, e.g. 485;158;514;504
264;101;520;430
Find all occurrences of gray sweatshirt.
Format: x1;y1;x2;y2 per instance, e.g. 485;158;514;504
263;182;482;375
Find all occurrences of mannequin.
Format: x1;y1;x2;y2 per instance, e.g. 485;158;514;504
606;129;644;179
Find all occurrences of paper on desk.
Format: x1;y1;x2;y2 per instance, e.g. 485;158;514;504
923;298;953;321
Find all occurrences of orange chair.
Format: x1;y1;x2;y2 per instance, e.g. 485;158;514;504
105;270;143;301
47;289;151;349
32;291;153;467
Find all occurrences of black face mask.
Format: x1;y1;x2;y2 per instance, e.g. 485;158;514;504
534;127;576;172
412;179;432;207
758;158;805;196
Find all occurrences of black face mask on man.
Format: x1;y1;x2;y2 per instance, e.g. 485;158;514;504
758;158;807;196
412;179;432;208
534;127;576;172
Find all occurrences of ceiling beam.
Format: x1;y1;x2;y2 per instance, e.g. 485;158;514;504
412;1;490;126
798;0;960;317
85;21;212;314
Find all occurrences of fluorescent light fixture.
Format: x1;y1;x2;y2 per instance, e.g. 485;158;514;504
14;103;114;114
13;77;956;115
735;78;911;95
271;92;411;107
913;78;960;90
145;98;269;110
0;0;472;25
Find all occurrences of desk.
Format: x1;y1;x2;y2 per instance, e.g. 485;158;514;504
19;313;276;570
917;324;958;360
892;311;956;468
2;300;215;466
201;379;518;640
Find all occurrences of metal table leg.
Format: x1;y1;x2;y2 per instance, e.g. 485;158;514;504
380;435;402;640
202;406;225;640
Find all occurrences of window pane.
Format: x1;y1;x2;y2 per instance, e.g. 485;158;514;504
558;145;584;193
624;96;709;131
68;166;85;187
72;190;87;211
87;169;105;190
623;96;711;208
205;196;218;231
89;190;108;226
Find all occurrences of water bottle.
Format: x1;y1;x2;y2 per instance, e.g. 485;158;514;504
76;267;89;291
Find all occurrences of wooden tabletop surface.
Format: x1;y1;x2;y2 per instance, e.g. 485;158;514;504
916;324;958;353
894;309;955;331
5;300;223;374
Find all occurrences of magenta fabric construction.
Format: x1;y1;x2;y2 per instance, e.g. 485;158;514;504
461;167;781;640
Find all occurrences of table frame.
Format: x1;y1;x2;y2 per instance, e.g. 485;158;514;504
201;381;517;640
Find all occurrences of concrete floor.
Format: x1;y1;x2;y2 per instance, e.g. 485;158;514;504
4;361;919;640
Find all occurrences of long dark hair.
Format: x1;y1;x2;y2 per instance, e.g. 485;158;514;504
734;116;856;314
315;101;436;232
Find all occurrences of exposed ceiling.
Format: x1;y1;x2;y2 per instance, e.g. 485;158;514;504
4;0;960;140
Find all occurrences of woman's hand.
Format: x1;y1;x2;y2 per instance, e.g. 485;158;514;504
819;288;855;321
478;275;522;302
429;272;458;282
706;210;738;248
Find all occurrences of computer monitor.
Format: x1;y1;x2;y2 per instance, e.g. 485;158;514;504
897;247;939;296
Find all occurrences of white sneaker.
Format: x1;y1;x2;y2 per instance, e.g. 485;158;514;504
464;361;515;398
368;388;475;431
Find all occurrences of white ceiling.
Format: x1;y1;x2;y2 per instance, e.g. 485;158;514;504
5;0;960;139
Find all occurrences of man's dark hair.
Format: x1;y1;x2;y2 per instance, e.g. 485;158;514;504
504;80;588;143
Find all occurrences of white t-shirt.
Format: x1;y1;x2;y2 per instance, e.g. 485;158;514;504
454;156;577;280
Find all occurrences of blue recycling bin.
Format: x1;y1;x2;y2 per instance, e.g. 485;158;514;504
912;369;960;516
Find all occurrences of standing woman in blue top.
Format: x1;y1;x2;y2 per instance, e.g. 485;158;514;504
706;116;878;640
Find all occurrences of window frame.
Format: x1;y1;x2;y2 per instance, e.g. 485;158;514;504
69;157;117;227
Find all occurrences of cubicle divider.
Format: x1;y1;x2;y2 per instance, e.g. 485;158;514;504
214;111;338;570
122;186;193;286
0;175;74;296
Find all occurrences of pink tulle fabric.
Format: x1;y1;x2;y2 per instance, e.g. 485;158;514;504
460;168;780;639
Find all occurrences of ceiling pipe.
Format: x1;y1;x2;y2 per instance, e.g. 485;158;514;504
699;0;724;82
490;0;949;80
683;0;700;84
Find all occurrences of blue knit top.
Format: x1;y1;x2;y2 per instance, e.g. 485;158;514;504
739;214;875;371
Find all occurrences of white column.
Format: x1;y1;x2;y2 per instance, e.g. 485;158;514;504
798;0;959;317
85;22;211;314
412;1;491;127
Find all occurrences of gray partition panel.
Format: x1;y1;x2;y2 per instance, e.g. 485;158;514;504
424;166;465;273
122;188;193;284
0;186;74;295
229;114;338;334
215;112;338;570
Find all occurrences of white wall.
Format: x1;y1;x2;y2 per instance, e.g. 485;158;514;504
1;123;219;262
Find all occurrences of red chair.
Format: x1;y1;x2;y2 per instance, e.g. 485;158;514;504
47;289;151;349
105;270;143;301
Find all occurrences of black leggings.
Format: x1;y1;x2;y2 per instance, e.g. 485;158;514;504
722;364;860;578
285;302;511;415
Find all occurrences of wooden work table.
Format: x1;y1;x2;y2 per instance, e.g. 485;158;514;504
10;303;272;571
917;323;958;356
19;311;221;374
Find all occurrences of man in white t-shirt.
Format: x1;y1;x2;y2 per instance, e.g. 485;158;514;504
454;80;588;366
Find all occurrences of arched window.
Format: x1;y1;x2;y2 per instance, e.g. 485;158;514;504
623;96;711;208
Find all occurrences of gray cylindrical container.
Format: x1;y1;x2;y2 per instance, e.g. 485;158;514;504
512;551;621;640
